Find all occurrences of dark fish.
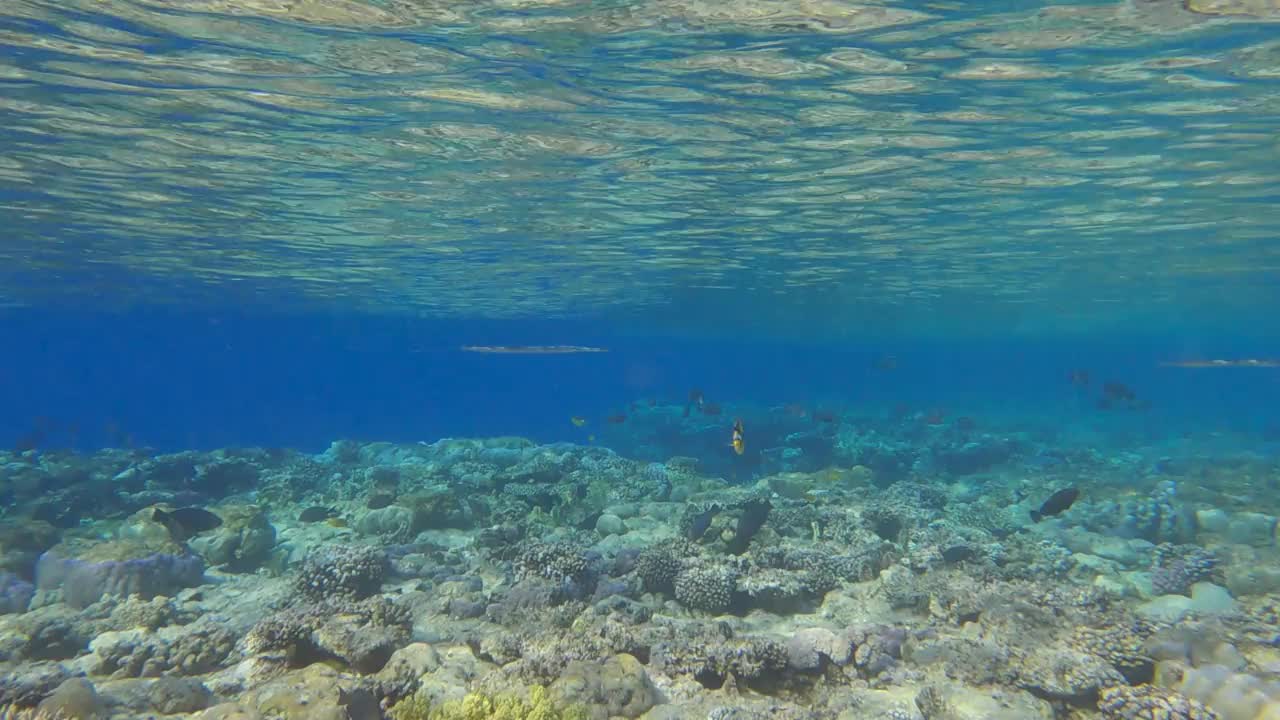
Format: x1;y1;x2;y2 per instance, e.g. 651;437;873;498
812;410;837;423
298;506;337;523
702;403;722;416
153;507;222;542
727;499;771;555
605;414;627;424
366;493;396;510
686;507;719;541
1030;488;1079;523
1068;369;1090;387
941;545;975;563
31;501;80;529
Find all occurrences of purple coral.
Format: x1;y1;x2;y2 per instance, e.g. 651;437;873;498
0;571;34;615
35;548;204;609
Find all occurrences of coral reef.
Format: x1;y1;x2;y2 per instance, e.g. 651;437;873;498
1098;684;1220;720
389;685;589;720
33;535;204;609
0;430;1277;720
293;544;387;602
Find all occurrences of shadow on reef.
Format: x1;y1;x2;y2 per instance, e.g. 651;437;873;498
0;423;1279;719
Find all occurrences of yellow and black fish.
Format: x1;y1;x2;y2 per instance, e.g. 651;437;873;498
730;419;745;455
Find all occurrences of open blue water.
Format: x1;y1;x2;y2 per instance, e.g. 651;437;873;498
1;0;1278;455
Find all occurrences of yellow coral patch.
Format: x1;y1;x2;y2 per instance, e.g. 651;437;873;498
388;685;589;720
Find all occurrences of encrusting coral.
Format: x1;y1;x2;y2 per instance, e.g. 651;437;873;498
388;685;588;720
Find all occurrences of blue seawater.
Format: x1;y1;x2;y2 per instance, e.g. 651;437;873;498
0;0;1276;481
3;4;1280;718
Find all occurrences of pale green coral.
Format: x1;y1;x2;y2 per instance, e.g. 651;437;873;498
388;686;588;720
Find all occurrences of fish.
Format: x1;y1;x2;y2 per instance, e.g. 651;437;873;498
941;545;975;563
605;414;627;424
460;345;607;354
587;434;596;443
686;506;719;541
1030;487;1080;523
366;493;396;510
325;517;349;528
1068;369;1090;387
298;506;338;523
730;419;745;455
684;389;705;417
812;410;837;423
153;506;222;542
570;416;587;427
875;354;899;371
702;402;722;416
1159;358;1280;368
727;499;771;555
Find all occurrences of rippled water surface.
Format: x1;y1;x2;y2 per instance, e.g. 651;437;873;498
1;0;1278;335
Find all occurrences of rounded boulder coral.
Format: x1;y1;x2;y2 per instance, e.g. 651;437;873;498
673;563;737;614
293;544;386;602
635;539;695;595
1098;684;1220;720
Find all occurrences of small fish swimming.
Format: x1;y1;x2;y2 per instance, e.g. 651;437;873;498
730;419;745;455
1030;487;1080;523
325;517;349;528
298;506;338;523
153;506;222;542
570;416;587;427
605;413;627;424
